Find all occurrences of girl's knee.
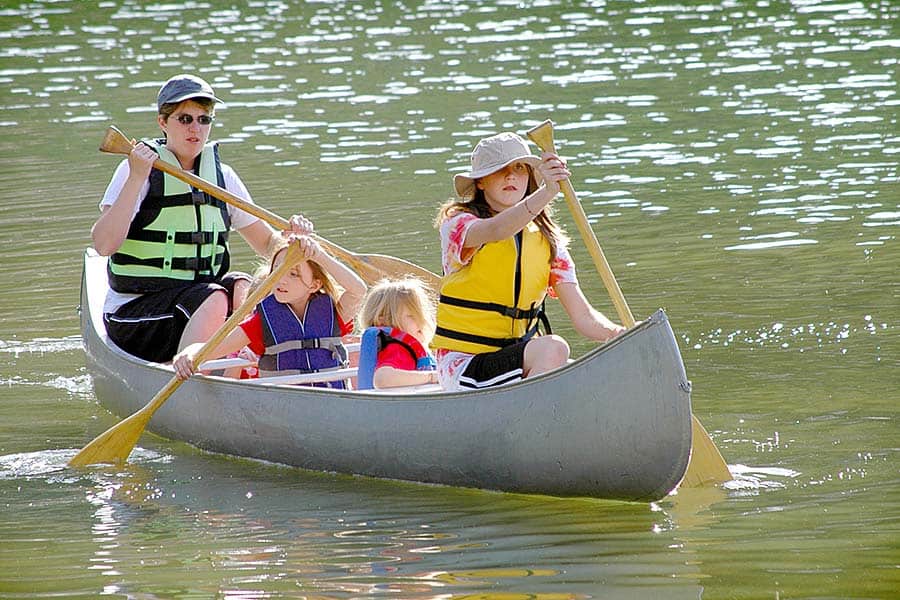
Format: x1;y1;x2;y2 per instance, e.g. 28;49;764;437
525;335;570;374
542;335;570;365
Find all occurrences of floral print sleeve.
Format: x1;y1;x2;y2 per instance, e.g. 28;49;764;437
440;212;480;275
548;245;578;298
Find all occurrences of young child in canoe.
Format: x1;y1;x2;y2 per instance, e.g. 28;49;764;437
432;132;626;391
172;234;367;388
356;278;438;389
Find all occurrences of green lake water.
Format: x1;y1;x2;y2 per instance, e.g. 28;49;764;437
0;1;897;598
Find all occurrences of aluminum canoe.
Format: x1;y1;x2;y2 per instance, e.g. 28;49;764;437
80;249;693;501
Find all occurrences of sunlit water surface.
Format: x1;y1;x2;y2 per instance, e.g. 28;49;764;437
0;1;896;598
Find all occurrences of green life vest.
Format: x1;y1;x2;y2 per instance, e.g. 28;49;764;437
108;140;232;293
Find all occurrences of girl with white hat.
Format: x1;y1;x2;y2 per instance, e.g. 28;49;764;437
432;132;625;391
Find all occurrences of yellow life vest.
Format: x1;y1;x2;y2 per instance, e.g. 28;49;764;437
433;221;551;354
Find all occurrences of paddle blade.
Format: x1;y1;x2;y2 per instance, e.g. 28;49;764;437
679;415;732;487
68;404;154;467
69;376;183;467
348;252;440;292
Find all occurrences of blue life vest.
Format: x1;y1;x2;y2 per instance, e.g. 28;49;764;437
356;327;436;390
257;293;348;389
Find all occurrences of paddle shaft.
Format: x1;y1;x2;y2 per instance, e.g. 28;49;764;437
525;120;731;486
68;243;304;467
526;122;634;327
98;126;441;289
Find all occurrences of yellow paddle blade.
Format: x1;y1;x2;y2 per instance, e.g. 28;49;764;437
68;377;180;467
679;415;732;487
70;242;305;468
68;400;156;467
335;249;441;291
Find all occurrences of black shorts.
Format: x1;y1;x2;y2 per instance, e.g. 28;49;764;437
104;273;251;363
458;340;528;390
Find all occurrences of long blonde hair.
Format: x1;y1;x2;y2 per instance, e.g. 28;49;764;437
359;278;436;344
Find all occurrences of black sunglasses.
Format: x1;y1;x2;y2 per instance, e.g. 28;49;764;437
174;114;215;125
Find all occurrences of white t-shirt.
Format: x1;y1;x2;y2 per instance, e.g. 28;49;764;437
100;158;261;313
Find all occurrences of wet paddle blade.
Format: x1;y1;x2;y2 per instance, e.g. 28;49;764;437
679;415;733;487
70;242;305;468
68;379;178;467
526;120;732;487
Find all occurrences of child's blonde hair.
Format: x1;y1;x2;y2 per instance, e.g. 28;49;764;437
359;278;436;344
253;237;339;300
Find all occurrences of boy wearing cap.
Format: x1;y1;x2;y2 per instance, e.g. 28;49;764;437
432;132;625;391
92;73;313;362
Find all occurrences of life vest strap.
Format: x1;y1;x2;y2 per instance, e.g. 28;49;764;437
257;364;344;378
124;230;225;245
110;253;223;273
439;294;541;320
434;322;539;350
263;336;345;356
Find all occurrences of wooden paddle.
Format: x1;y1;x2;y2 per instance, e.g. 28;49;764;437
98;126;441;290
525;119;732;487
68;242;304;467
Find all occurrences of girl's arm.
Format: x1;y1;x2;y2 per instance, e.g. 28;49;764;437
373;366;438;389
317;251;367;320
172;327;252;380
554;282;626;342
298;237;367;321
463;151;569;249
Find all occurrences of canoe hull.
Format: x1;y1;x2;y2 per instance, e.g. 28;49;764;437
81;250;692;500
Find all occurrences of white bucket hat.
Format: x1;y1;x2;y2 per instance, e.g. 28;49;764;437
453;132;542;198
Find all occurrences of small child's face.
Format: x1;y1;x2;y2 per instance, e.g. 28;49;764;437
399;308;427;345
272;254;319;306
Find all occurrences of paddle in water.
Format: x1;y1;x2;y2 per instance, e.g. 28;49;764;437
98;125;441;290
525;119;732;486
68;241;305;467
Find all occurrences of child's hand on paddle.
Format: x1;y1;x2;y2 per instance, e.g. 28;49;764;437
172;343;203;380
287;213;315;236
536;151;570;196
286;234;321;260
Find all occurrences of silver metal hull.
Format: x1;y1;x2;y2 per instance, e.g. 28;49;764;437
81;250;692;500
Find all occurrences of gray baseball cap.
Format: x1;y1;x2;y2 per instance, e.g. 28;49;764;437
156;74;224;109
